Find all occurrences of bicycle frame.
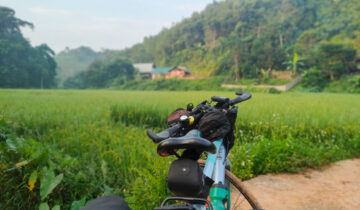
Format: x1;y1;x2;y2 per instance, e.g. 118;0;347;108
193;137;230;210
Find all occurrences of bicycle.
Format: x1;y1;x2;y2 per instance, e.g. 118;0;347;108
146;92;263;210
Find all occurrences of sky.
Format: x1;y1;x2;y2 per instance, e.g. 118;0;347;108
1;0;214;53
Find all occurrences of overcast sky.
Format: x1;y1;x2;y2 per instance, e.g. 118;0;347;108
2;0;214;53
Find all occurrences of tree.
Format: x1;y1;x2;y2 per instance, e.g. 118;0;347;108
35;44;57;88
0;6;57;88
316;43;356;80
283;52;305;74
0;7;33;36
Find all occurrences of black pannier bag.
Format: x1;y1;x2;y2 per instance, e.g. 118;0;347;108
80;195;130;210
167;158;205;197
198;110;231;142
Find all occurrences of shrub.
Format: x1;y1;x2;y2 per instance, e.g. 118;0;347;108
301;67;330;91
268;88;281;94
324;75;360;93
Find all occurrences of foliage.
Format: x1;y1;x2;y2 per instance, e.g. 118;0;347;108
1;90;360;209
268;88;281;94
259;69;271;83
299;42;358;92
40;167;63;200
315;43;357;80
301;67;330;92
63;57;136;89
0;116;91;209
62;73;85;89
0;6;57;88
283;52;305;74
323;75;360;93
55;47;118;87
116;43;153;64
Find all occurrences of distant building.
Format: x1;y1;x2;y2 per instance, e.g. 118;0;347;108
166;66;191;79
152;66;192;79
133;63;155;79
152;67;173;79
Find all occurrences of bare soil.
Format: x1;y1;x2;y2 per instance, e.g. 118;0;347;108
221;84;287;91
232;158;360;210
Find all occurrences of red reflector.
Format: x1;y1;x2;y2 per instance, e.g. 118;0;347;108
206;195;211;208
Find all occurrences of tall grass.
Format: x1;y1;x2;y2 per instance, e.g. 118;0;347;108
0;89;359;209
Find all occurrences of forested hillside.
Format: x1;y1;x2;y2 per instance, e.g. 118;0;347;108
119;0;360;78
0;7;57;88
55;47;118;87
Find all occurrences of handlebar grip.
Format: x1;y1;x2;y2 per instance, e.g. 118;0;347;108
211;96;230;103
146;124;181;143
230;92;252;105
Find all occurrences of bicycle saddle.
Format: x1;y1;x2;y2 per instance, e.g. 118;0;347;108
157;129;216;157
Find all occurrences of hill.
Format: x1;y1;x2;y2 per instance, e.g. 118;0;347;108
118;0;360;77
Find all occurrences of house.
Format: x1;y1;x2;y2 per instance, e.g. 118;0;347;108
152;67;173;79
152;66;192;79
133;63;155;79
166;66;191;79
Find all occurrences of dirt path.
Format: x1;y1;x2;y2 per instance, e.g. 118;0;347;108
233;158;360;210
221;84;287;91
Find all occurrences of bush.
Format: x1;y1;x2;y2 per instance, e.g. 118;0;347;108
268;88;281;94
324;75;360;93
301;67;330;91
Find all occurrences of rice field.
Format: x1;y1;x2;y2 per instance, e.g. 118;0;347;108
0;89;359;209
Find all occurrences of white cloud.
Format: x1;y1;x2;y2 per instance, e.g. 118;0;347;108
28;7;72;16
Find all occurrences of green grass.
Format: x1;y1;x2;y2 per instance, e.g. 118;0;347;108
115;77;290;92
116;77;226;91
0;89;359;209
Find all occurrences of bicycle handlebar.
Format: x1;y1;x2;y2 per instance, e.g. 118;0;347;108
229;91;252;106
147;92;252;143
211;96;230;104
